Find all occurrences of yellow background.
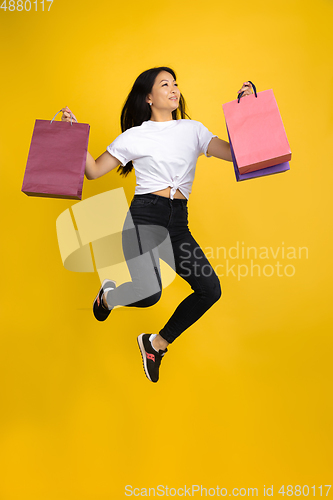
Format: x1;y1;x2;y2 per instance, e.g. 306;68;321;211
1;0;333;498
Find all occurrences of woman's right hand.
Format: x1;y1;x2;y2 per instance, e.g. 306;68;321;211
61;106;77;122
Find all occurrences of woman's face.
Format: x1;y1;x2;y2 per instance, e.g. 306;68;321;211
146;71;181;113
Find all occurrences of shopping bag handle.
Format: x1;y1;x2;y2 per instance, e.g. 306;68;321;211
50;109;78;126
237;81;257;103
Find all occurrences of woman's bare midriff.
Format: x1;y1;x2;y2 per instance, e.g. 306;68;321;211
151;187;186;199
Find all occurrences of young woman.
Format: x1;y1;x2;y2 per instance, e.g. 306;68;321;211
61;67;253;383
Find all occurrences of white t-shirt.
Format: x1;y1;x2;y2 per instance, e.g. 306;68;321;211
106;119;217;200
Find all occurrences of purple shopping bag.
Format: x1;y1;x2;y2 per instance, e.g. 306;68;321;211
227;125;290;182
22;110;90;200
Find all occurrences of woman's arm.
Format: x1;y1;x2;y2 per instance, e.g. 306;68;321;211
207;137;232;162
85;151;120;180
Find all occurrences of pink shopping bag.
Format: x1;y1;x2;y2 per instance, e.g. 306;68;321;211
22;110;90;200
222;83;291;174
227;125;290;181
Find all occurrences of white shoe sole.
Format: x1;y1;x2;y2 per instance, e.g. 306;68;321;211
137;333;152;382
93;279;117;310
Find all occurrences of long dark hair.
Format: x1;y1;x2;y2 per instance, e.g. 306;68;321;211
117;66;190;177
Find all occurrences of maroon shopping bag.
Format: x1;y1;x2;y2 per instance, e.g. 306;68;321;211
222;83;291;174
22;111;90;200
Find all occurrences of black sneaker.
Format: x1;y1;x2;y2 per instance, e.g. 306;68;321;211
93;279;116;322
137;333;168;383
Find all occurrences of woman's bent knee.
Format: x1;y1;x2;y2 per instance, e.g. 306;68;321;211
208;278;222;303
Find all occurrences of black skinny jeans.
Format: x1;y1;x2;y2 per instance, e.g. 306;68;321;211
106;193;222;344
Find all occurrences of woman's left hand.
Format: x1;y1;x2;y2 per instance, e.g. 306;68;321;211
237;81;254;96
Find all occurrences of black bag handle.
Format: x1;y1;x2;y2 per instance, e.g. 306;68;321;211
237;81;257;103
